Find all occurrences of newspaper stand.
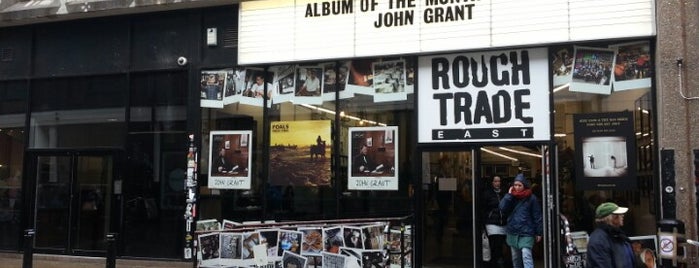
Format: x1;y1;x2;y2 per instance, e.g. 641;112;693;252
194;215;413;268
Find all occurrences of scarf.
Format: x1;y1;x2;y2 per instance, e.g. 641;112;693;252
511;188;532;199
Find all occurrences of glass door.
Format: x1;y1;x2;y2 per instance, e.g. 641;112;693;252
32;151;114;254
478;145;549;268
421;150;475;267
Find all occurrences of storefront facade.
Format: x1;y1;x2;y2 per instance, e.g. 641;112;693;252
3;0;698;267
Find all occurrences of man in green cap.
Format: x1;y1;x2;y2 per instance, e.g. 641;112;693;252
586;202;638;267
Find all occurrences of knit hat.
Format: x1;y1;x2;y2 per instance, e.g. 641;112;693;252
595;202;628;218
514;174;530;188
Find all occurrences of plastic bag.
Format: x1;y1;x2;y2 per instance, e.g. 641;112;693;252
482;231;491;261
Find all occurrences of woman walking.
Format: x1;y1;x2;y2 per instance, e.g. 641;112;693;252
499;174;543;268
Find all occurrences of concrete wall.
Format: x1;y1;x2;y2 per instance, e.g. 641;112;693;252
656;0;699;240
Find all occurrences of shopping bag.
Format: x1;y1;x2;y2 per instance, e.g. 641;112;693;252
482;231;491;261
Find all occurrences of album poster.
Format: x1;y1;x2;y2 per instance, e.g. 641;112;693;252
271;64;296;104
360;224;385;250
348;126;399;190
222;67;246;105
347;59;375;96
269;120;332;186
630;235;659;268
294;66;324;105
259;229;280;258
277;230;303;256
220;233;242;266
282;251;307;268
322;61;353;101
200;70;226;108
322;252;347;268
240;68;273;107
196;219;221;232
573;111;636;190
570;46;616;95
372;59;407;102
208;130;253;189
299;227;323;256
198;232;220;267
551;45;574;87
323;227;345;254
611;41;652;91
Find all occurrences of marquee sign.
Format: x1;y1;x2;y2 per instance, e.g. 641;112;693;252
239;0;655;65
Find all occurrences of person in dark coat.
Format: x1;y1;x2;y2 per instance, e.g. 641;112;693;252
499;174;542;268
482;175;507;268
586;202;639;268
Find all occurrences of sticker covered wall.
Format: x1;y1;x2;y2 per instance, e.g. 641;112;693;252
417;48;550;143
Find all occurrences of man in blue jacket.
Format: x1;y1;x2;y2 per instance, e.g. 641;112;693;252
586;202;637;267
499;174;543;268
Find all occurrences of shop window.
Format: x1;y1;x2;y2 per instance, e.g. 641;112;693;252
123;71;188;258
198;59;415;223
0;80;26;250
551;41;655;236
29;75;127;148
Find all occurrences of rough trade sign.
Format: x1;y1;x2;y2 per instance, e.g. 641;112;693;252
417;48;550;143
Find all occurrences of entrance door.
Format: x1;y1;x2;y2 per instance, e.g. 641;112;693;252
30;151;115;254
421;150;475;267
478;145;552;268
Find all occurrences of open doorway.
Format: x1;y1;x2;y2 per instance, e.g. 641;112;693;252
421;150;475;267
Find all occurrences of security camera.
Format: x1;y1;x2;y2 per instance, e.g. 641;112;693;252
177;56;188;66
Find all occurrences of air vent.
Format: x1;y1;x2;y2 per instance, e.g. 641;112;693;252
0;48;13;62
222;27;238;48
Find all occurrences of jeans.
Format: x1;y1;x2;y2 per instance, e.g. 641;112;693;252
511;246;533;268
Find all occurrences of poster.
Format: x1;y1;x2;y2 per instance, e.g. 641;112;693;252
208;131;253;189
551;45;574;87
372;59;408;102
570;46;615;95
573;111;636;190
239;68;272;107
630;235;659;268
269;120;332;186
200;70;227;108
348;126;399;190
611;41;652;91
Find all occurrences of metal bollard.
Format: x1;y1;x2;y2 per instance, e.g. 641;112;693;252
106;233;117;268
22;229;34;268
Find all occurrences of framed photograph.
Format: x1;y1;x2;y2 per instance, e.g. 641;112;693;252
348;126;399;190
209;130;253;189
630;235;658;268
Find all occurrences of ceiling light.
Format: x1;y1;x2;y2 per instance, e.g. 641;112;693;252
498;147;542;158
481;148;518;161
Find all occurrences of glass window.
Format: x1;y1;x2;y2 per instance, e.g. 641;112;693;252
29;76;127;148
198;60;415;222
551;42;654;235
122;71;187;258
0;80;27;250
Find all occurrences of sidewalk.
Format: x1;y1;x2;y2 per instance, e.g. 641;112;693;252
0;252;193;268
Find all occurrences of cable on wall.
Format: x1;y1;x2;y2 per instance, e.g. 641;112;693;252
676;58;699;100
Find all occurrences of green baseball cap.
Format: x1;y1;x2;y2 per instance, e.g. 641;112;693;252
595;202;629;218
